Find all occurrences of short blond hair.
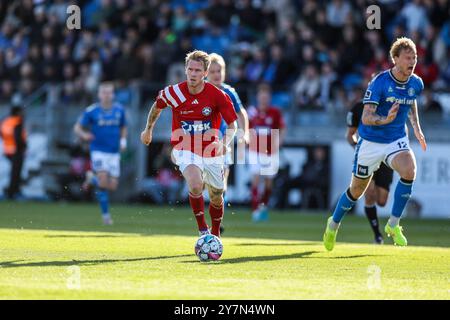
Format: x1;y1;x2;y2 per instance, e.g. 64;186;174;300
209;53;226;69
389;37;417;64
185;50;210;71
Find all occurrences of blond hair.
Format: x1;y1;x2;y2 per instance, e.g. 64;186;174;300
389;37;417;64
185;50;211;71
209;53;226;82
209;53;226;69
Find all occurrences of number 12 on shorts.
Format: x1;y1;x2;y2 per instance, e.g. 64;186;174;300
397;141;408;149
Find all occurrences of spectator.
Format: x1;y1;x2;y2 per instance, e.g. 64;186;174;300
400;0;430;34
0;103;27;199
278;146;329;209
293;64;322;110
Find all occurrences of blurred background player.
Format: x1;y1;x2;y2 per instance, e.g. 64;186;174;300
324;37;427;250
74;82;127;225
1;102;27;200
346;87;394;244
248;83;285;222
140;50;237;238
207;52;249;234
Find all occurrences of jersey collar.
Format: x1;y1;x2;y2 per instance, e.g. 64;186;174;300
389;69;410;85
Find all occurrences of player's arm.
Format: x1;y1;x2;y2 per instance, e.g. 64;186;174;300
120;126;127;151
408;100;427;151
237;107;249;144
140;102;163;146
73;122;93;141
346;127;358;147
223;120;237;148
361;102;399;126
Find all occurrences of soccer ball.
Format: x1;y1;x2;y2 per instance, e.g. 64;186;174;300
195;234;223;262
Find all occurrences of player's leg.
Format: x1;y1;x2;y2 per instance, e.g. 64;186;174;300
202;157;226;237
258;177;273;221
376;187;389;207
220;165;231;235
385;150;416;246
206;183;225;237
95;171;113;225
183;164;209;234
365;177;383;244
323;174;372;251
250;173;261;220
324;138;381;251
248;150;261;214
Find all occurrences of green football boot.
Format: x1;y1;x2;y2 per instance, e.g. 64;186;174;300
323;217;338;251
384;223;407;246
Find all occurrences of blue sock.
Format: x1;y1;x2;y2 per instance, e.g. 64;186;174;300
391;178;413;218
332;189;357;224
96;189;109;216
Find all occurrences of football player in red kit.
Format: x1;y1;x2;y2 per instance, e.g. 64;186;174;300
140;50;238;237
248;83;286;222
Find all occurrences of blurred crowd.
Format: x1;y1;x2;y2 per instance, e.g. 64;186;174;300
0;0;449;112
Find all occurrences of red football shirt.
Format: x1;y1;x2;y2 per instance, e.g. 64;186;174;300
156;81;237;157
248;105;285;155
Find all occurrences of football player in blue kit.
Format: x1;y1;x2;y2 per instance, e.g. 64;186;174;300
323;37;427;250
74;82;127;225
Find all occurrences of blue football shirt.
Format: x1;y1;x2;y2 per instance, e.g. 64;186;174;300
360;69;424;143
78;102;126;153
218;83;242;136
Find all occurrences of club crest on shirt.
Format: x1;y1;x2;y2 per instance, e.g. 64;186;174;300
202;107;212;116
408;87;415;97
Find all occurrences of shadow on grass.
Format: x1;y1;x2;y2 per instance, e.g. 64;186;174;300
182;251;386;264
0;254;194;268
234;242;317;247
44;234;130;238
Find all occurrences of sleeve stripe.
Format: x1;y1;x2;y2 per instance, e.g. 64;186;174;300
164;86;178;108
173;84;186;103
363;101;379;105
159;90;169;105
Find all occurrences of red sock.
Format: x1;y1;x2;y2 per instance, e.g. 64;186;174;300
251;185;259;211
261;187;272;206
189;192;208;231
209;203;224;237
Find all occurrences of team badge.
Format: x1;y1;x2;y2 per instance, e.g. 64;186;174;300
388;86;393;92
202;107;212;116
408;88;415;97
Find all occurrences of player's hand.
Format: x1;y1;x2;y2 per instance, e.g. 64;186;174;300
140;129;153;146
243;131;250;145
82;132;94;141
385;102;399;124
211;141;229;157
414;128;427;151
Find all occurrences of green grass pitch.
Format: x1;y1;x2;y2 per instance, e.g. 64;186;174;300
0;201;449;299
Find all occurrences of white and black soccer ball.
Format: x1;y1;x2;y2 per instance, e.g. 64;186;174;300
194;234;223;262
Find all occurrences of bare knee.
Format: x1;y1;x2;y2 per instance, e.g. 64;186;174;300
349;176;371;200
349;184;366;199
400;166;416;181
189;182;204;195
97;174;109;189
